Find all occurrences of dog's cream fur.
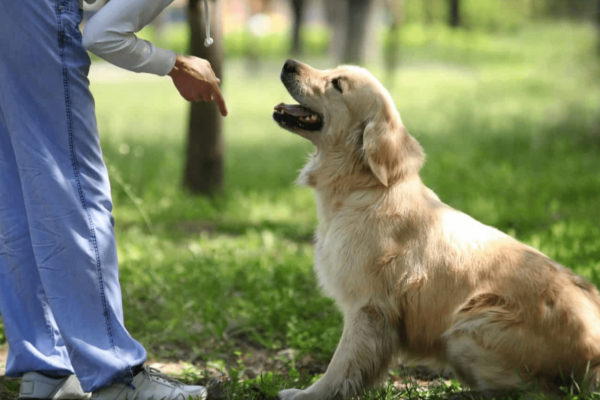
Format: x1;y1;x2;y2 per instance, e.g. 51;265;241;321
274;60;600;400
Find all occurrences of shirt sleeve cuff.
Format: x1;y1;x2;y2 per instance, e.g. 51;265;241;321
147;46;177;76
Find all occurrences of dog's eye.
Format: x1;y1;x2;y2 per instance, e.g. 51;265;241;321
332;78;343;93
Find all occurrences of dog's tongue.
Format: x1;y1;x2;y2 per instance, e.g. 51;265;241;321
274;103;313;117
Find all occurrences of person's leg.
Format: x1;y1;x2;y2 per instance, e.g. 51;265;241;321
0;101;75;380
0;0;146;392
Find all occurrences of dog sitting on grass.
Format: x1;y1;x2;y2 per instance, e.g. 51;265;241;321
273;59;600;400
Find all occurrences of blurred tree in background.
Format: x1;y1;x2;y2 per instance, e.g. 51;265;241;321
323;0;375;65
383;0;403;83
324;0;346;61
343;0;375;64
290;0;306;55
448;0;460;27
185;0;224;194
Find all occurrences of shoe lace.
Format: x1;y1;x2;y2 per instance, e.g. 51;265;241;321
143;366;186;387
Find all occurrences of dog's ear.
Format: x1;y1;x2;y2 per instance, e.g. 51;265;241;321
363;117;397;186
362;108;423;187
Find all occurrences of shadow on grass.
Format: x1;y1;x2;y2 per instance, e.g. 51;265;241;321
173;219;314;244
101;134;311;198
0;376;19;400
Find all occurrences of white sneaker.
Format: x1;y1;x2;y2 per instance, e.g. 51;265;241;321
91;366;207;400
19;372;90;400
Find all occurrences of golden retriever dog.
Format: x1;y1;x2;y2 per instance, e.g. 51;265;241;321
272;59;600;400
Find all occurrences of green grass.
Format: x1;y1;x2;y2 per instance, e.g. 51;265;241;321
2;21;600;399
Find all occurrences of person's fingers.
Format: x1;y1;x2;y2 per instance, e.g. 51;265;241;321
210;83;228;116
199;89;212;103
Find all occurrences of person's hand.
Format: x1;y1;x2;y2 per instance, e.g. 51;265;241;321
168;54;228;116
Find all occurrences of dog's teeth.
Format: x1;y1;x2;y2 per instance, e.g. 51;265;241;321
299;115;319;123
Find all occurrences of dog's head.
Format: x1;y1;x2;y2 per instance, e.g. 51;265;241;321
273;59;423;188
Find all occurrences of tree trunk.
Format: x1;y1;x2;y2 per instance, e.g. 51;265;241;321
343;0;374;65
449;0;460;28
291;0;306;55
184;0;224;195
325;0;348;63
384;0;403;85
423;0;433;25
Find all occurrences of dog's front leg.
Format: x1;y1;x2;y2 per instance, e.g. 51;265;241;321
279;304;399;400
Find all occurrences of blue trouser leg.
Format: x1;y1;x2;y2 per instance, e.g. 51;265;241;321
0;99;75;379
0;0;147;392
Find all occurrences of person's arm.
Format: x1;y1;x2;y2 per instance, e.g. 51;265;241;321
82;0;177;76
82;0;227;115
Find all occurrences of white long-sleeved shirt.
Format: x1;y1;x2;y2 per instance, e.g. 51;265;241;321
82;0;177;76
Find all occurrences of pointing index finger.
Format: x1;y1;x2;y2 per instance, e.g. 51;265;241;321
211;81;228;117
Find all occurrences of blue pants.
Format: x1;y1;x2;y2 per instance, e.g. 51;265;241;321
0;0;147;392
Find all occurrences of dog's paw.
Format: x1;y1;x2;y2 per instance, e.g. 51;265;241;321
279;388;304;400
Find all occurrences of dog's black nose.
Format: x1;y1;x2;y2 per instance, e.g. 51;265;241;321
282;59;299;75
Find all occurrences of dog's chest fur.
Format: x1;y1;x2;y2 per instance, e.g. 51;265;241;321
311;189;402;312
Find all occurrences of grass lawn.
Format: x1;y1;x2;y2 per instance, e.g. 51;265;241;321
1;21;600;399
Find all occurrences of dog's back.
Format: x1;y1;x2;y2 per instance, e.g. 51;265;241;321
396;199;600;393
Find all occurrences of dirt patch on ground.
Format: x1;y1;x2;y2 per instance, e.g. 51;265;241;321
154;344;455;396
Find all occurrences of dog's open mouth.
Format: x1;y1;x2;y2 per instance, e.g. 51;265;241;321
273;103;323;132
